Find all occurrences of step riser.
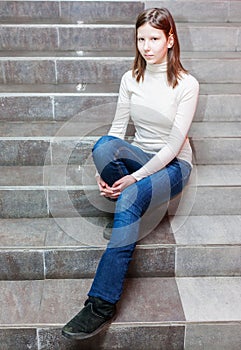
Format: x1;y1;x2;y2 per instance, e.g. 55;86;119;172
1;1;240;23
0;325;185;350
146;0;241;23
0;26;240;52
0;247;175;280
0;138;240;166
0;187;240;219
0;245;240;280
0;1;144;23
0;95;118;121
0;94;240;122
1;58;240;84
1;324;241;350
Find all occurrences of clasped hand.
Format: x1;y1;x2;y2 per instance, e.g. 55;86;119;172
96;175;136;199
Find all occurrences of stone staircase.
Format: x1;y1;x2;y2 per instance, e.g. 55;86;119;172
0;0;241;349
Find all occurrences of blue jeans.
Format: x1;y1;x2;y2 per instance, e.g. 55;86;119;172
88;135;192;304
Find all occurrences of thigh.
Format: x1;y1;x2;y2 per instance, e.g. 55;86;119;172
92;135;153;174
118;158;192;215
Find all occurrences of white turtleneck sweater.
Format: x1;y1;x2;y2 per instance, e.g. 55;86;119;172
108;62;199;181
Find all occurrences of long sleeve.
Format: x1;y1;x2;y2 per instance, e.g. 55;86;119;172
131;75;199;181
108;73;131;139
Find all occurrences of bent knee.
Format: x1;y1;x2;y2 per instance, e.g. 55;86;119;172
92;135;119;152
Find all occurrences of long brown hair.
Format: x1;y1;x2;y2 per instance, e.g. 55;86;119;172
132;8;187;88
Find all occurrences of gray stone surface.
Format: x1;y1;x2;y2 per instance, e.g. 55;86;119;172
173;215;241;245
51;139;95;165
0;328;38;350
230;1;241;23
0;280;44;324
195;94;241;122
0;250;44;280
44;246;175;279
54;95;117;121
177;277;241;322
144;1;230;22
169;186;241;216
37;278;185;324
0;190;48;218
0;27;58;51
38;325;185;350
58;27;135;51
192;138;241;164
0;59;56;84
56;59;131;84
0;140;50;166
185;324;241;350
183;58;241;83
176;246;241;277
178;24;239;52
47;189;109;217
0;166;44;186
60;1;144;23
0;1;59;19
0;96;53;121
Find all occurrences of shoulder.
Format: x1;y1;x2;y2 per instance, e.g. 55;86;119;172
178;72;199;91
121;70;135;83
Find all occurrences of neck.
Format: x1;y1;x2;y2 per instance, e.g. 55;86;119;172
146;61;167;73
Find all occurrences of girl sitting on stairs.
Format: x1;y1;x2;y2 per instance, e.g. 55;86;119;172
62;7;199;340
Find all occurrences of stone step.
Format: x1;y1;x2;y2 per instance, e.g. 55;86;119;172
0;122;240;166
0;213;240;280
0;1;144;24
0;22;240;52
1;277;241;349
1;52;241;85
0;83;240;122
0;164;241;218
0;0;240;24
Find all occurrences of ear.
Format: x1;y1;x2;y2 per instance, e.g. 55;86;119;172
167;35;174;48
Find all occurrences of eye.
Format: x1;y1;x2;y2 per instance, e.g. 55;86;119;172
152;37;159;41
137;37;144;42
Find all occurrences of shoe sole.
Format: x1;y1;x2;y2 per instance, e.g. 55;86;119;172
62;315;116;340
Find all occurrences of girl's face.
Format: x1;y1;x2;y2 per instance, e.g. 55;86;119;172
137;22;173;65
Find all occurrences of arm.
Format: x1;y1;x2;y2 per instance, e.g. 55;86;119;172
132;76;199;181
95;73;132;197
108;73;131;138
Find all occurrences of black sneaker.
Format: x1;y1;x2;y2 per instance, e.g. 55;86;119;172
62;297;116;340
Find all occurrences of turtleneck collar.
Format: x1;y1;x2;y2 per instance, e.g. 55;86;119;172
146;61;167;73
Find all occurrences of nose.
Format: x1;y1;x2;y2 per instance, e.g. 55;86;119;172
143;40;150;51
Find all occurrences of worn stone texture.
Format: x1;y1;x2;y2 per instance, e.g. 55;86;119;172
0;328;38;350
0;1;59;19
173;215;241;245
192;138;241;164
169;186;241;216
0;27;58;51
0;190;48;218
60;1;144;23
185;324;241;350
0;250;44;280
38;325;185;350
177;277;241;322
0;96;53;121
176;246;241;277
0;140;50;166
54;95;117;121
0;59;56;84
145;1;230;22
44;246;175;279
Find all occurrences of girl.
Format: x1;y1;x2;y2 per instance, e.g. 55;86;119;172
62;7;199;340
